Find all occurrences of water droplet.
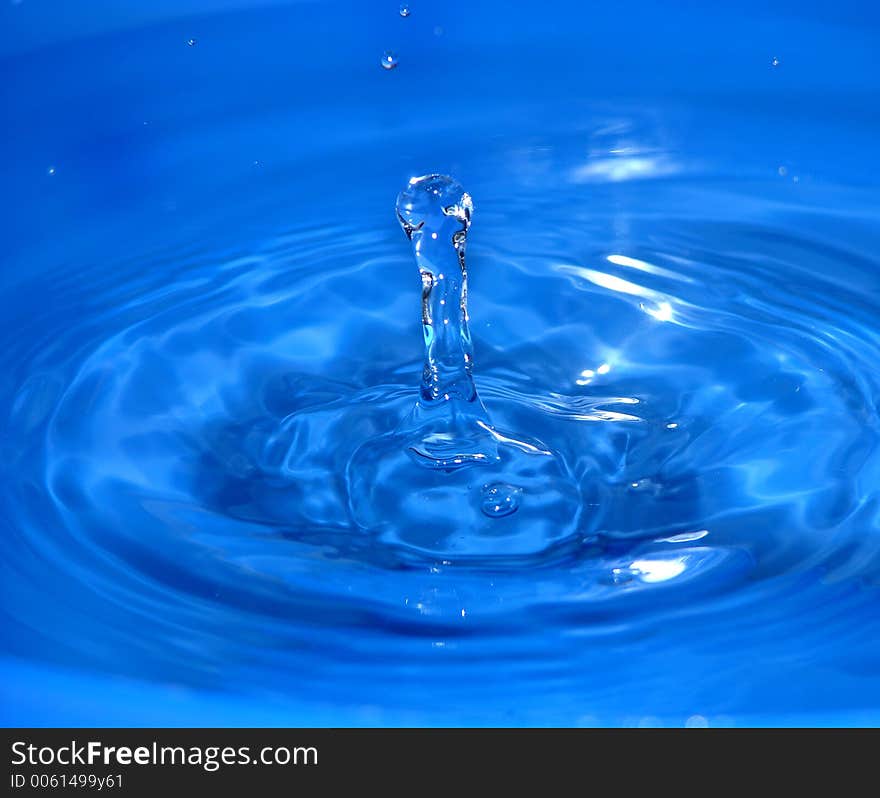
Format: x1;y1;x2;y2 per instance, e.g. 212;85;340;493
771;56;780;67
380;50;399;70
396;174;473;242
186;38;198;47
399;4;411;16
778;165;787;177
46;166;56;176
480;483;523;518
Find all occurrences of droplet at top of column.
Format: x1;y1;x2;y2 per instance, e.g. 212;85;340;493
396;174;473;246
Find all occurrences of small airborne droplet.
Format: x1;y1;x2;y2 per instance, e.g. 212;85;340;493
771;56;780;67
399;4;411;16
480;483;523;518
380;51;399;70
186;38;197;47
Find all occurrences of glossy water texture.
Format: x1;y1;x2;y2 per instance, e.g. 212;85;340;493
2;1;880;726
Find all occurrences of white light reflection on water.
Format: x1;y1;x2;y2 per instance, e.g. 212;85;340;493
569;154;679;183
630;556;688;583
555;263;679;324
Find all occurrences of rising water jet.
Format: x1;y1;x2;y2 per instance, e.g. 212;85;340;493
345;175;583;559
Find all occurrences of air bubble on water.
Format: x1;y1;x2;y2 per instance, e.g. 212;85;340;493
47;166;56;176
771;56;780;67
480;483;523;518
187;38;197;47
380;50;399;70
399;4;411;16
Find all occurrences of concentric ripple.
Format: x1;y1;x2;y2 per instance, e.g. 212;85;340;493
2;0;880;725
4;166;879;722
26;178;879;603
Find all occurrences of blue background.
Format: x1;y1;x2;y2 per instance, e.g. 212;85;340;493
1;1;879;726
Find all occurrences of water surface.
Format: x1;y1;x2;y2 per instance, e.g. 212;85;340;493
1;0;879;726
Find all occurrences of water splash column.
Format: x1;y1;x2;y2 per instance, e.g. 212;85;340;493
344;173;582;557
397;175;480;404
396;175;493;467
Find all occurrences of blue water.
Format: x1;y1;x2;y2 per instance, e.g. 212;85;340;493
2;1;880;727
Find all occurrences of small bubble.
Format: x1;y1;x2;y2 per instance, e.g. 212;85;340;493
686;714;710;728
433;25;444;36
186;38;197;47
46;166;56;176
771;56;780;67
778;165;787;176
380;50;399;70
480;483;522;518
399;4;411;16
